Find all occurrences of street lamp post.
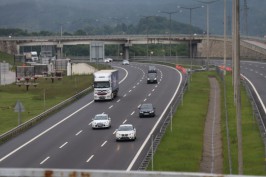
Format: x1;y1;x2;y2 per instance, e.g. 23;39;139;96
159;10;178;57
141;16;154;59
197;0;219;70
178;5;204;71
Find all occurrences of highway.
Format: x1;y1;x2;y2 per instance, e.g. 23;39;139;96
0;62;183;170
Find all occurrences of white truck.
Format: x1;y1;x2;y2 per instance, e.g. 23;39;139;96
93;69;119;101
24;51;38;62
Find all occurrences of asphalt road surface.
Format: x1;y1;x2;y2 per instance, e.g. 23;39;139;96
0;62;183;170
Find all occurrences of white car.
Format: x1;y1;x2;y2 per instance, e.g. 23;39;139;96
115;124;136;141
91;113;111;129
122;60;129;65
104;58;113;63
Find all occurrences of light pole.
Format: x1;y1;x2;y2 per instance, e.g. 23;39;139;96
159;10;178;57
197;0;219;70
178;5;204;70
141;16;154;59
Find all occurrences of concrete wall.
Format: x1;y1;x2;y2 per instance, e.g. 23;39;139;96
198;39;266;60
0;40;17;55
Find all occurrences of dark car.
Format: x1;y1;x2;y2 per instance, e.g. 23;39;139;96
139;103;155;118
147;72;157;84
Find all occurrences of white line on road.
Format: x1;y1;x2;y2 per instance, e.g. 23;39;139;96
152;89;155;92
133;86;136;89
129;90;132;93
86;155;94;163
143;98;147;102
113;130;116;134
108;105;113;109
59;142;68;149
101;141;107;147
75;130;83;136
131;111;135;116
148;93;151;97
117;99;121;103
123;119;127;124
123;94;127;97
40;156;50;165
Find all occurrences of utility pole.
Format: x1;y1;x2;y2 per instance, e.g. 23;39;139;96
233;0;243;174
223;0;227;76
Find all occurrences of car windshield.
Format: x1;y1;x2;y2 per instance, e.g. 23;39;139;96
141;104;152;109
94;81;110;88
118;125;133;131
94;115;108;120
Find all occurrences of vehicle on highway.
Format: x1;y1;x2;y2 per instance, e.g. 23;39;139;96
104;58;113;63
139;103;156;117
93;69;119;101
147;72;157;84
91;113;111;129
122;59;129;65
115;124;136;141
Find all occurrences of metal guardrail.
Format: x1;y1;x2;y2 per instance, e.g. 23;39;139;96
0;86;92;144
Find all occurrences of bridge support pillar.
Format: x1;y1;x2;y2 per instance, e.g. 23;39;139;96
122;42;132;60
188;43;198;58
56;44;63;59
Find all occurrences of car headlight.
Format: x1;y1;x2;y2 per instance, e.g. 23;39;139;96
150;110;154;113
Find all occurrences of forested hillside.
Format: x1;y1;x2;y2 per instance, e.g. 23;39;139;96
0;0;265;36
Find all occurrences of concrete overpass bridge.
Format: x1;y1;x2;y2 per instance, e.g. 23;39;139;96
0;34;266;60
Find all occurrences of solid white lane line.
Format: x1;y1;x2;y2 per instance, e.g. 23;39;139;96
59;142;68;149
131;111;135;116
40;156;50;165
75;130;83;136
108;105;113;109
123;120;127;124
86;155;94;163
101;141;107;147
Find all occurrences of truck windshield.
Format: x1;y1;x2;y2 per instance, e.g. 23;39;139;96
94;82;110;88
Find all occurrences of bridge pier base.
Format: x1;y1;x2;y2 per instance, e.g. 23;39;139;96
56;44;63;59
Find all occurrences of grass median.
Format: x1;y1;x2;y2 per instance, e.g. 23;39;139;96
147;71;265;175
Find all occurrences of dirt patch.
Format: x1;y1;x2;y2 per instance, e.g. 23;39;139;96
200;77;223;174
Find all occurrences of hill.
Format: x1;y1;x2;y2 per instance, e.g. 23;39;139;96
0;0;265;36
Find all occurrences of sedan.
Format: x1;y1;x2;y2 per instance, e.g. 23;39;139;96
122;60;129;65
139;103;155;118
115;124;136;141
91;113;111;129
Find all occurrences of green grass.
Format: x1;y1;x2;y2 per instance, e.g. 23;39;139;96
0;75;93;134
221;75;265;175
148;71;266;175
148;71;211;172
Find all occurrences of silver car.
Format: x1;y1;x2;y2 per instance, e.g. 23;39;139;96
91;113;111;129
115;124;136;141
122;60;129;65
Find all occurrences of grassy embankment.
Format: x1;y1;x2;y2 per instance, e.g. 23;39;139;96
147;71;265;175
